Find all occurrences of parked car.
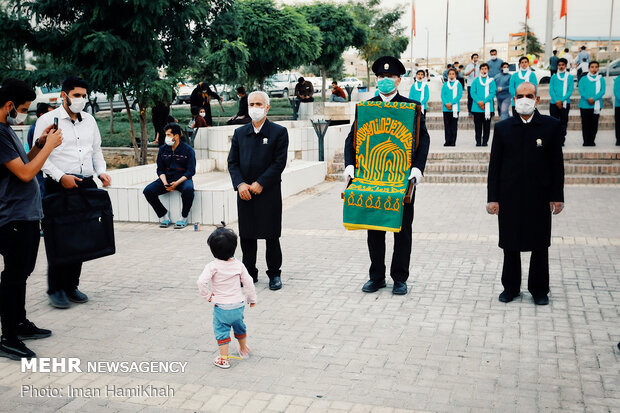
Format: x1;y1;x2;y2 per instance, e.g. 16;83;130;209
600;58;620;77
265;72;302;98
85;92;139;114
303;76;323;95
506;63;551;84
338;77;363;88
174;81;195;104
213;84;235;101
27;85;62;113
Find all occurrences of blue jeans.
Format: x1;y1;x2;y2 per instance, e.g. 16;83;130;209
329;95;346;102
213;305;246;346
143;179;194;218
497;95;512;121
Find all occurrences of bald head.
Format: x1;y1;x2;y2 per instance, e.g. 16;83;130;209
516;82;537;98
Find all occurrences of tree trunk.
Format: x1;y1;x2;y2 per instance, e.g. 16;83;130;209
121;92;140;164
321;66;327;102
108;96;114;134
139;107;148;165
366;62;370;91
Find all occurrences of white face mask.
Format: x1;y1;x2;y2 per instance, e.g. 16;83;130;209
249;107;266;122
502;68;509;74
515;97;537;115
7;103;27;125
67;97;87;113
199;113;206;117
165;136;175;146
491;55;497;60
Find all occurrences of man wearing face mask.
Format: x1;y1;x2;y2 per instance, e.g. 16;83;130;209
227;91;288;291
471;63;497;147
549;58;574;145
34;76;111;309
487;49;504;78
578;61;606;146
494;62;512;121
464;53;480;117
227;87;251;125
343;56;431;295
487;82;564;306
0;79;63;360
143;123;196;229
509;57;538;116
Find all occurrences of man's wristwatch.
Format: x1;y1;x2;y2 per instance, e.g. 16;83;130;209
34;139;44;149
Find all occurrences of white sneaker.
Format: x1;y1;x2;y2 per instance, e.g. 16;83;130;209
213;356;230;369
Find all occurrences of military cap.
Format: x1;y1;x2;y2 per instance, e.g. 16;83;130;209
372;56;406;76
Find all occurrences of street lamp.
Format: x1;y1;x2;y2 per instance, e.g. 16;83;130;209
425;27;430;69
310;119;330;162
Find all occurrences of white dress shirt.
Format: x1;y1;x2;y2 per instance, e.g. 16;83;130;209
378;91;397;102
519;114;534;124
35;105;107;182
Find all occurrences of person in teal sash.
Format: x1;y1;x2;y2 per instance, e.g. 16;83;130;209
441;68;463;146
408;70;429;117
578;61;606;146
471;63;497;146
509;56;538;116
549;58;574;145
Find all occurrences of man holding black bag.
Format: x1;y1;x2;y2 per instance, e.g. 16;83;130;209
35;76;112;309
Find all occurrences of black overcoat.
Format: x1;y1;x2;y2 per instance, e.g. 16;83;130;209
487;111;565;251
228;119;289;239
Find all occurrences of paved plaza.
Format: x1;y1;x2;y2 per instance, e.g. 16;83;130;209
1;170;619;412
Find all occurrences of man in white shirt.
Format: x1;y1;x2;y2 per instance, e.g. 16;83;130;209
464;53;480;116
34;76;111;309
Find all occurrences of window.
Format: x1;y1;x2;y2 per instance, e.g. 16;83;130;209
40;86;61;94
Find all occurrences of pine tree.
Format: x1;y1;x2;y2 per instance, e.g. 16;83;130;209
518;23;544;57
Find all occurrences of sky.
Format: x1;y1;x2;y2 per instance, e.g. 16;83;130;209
282;0;620;59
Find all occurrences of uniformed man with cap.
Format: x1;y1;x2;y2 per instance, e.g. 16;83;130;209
343;56;431;295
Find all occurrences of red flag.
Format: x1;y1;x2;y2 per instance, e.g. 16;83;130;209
412;1;416;36
560;0;567;18
485;0;489;23
526;0;530;18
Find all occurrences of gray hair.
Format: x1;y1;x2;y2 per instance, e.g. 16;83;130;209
248;90;270;106
516;81;538;96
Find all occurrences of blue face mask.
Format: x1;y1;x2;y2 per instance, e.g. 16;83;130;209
377;77;396;94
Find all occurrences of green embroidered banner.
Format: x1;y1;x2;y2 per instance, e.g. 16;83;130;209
343;101;417;232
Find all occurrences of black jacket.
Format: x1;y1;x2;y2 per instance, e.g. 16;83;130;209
487;111;564;251
344;93;431;174
227;119;289;239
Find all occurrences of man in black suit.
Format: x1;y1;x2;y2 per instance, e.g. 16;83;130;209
227;91;289;291
343;56;431;295
487;82;565;306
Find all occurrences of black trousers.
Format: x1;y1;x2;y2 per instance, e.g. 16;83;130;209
0;220;40;340
473;112;491;145
45;177;98;294
367;195;415;283
580;108;600;146
549;103;570;144
443;112;459;145
615;107;620;145
240;238;282;280
467;87;473;114
501;249;549;298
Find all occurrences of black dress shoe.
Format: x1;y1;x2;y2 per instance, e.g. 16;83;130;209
361;280;386;293
269;276;282;290
66;289;88;303
392;281;407;295
533;295;549;305
498;291;520;303
0;337;35;360
49;290;70;309
16;320;52;340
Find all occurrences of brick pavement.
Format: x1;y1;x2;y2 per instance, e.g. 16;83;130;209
0;182;618;412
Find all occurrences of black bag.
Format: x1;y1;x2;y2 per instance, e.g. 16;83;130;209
42;188;116;266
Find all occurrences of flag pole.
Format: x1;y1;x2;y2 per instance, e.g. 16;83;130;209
607;0;615;76
444;0;450;67
482;0;487;58
524;1;529;56
411;0;415;76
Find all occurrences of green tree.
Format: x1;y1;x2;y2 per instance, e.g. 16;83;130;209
297;3;367;101
211;0;321;89
10;0;229;164
518;23;544;56
348;0;409;87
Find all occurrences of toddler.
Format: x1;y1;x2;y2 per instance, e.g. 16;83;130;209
197;224;257;369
